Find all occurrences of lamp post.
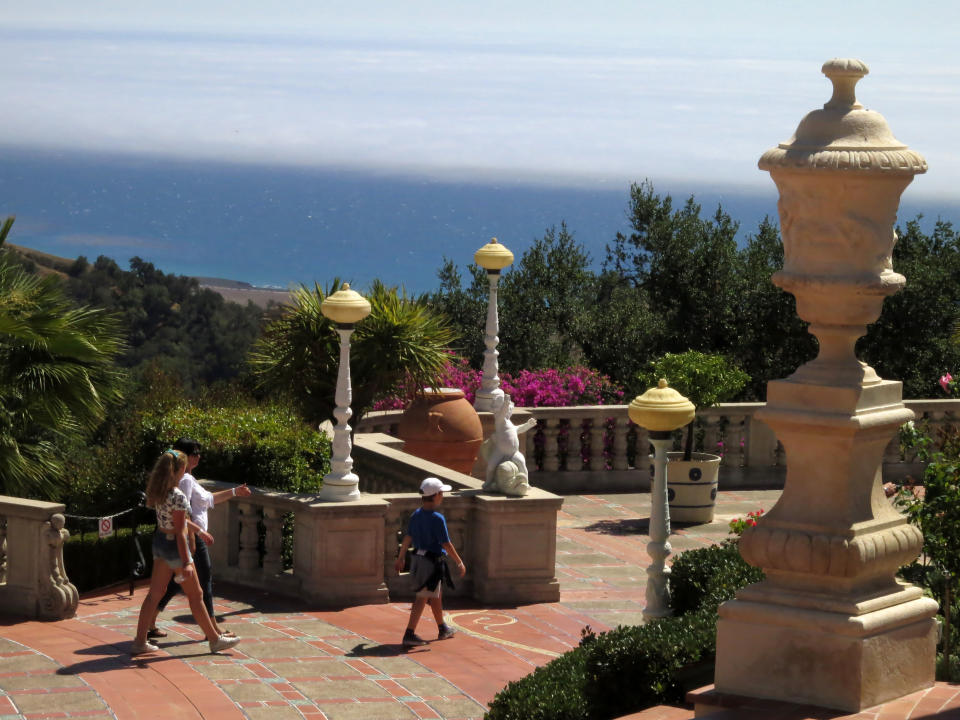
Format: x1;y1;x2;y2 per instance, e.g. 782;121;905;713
473;238;514;412
317;283;371;502
628;379;695;619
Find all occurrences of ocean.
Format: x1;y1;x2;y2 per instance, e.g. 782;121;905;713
0;147;954;294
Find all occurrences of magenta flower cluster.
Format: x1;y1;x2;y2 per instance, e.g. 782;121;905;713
373;355;624;410
500;367;624;408
940;373;957;395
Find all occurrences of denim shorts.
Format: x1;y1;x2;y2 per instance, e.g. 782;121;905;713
152;531;192;570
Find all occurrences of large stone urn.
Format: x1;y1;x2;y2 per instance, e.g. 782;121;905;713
714;59;937;712
398;388;484;474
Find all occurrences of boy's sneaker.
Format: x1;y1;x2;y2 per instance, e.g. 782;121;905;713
209;635;241;653
438;623;456;640
402;629;427;648
131;640;159;655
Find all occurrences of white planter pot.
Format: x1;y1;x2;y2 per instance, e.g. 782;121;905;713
666;452;721;524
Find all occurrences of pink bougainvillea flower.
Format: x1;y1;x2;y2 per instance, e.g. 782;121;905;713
940;373;953;392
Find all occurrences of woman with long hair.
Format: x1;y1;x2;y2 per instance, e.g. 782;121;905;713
131;449;241;655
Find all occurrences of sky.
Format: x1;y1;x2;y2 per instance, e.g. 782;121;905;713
2;1;958;200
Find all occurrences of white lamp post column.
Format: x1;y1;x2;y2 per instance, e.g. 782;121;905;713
317;283;371;502
473;238;514;412
628;379;695;620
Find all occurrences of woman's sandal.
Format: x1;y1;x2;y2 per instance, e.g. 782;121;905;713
147;628;168;639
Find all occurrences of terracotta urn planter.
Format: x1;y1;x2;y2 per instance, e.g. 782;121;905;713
397;388;483;474
666;451;721;523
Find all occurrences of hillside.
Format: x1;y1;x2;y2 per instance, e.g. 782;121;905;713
5;243;292;308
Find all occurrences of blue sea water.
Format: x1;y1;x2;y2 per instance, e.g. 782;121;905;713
0;147;954;294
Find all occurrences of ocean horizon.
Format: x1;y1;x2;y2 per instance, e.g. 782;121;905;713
1;147;955;295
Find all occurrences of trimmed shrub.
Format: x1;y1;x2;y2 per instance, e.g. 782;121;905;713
63;521;156;593
140;403;330;493
581;610;718;719
485;542;763;720
669;540;764;616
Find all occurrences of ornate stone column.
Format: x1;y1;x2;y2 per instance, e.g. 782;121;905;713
473;238;514;412
715;59;938;712
317;283;371;502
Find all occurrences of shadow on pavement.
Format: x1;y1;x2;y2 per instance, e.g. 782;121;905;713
582;517;650;535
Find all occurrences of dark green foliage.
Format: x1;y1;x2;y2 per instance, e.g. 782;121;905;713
140;402;330;493
251;279;457;428
0;217;126;498
427;258;487;367
497;223;595;372
859;218;960;397
485;542;762;720
580;610;718;719
61;255;264;389
433;181;816;402
669;540;765;616
636;352;749;459
61;368;186;517
484;647;591;720
63;522;155;593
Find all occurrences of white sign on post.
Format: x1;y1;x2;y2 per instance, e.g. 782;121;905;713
98;516;114;538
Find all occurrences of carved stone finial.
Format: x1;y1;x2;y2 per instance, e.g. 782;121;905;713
822;58;869;110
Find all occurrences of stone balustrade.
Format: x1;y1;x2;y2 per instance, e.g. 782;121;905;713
356;398;957;492
202;431;562;607
0;496;78;620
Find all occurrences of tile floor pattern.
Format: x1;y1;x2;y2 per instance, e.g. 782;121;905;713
0;490;785;719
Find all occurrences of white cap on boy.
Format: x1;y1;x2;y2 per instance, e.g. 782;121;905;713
420;477;452;497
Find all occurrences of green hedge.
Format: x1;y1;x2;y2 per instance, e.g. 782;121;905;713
63;522;155;593
485;541;764;720
140;403;330;493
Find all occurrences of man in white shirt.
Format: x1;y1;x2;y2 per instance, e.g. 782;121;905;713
148;437;251;639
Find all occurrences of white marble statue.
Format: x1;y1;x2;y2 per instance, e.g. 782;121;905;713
480;391;537;496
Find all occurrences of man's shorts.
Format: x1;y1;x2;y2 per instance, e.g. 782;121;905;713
410;554;442;598
152;531;193;570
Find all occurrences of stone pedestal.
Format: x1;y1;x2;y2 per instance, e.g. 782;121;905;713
470;491;562;603
294;497;390;606
714;58;936;712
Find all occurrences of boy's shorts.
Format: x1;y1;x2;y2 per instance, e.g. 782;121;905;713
152;531;193;570
410;554;442;598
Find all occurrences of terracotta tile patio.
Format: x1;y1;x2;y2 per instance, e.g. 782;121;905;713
0;489;951;719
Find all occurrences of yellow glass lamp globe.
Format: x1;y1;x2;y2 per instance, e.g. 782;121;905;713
320;283;372;325
628;378;695;432
474;237;514;271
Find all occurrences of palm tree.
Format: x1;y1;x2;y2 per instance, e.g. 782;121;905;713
0;217;126;497
250;279;457;429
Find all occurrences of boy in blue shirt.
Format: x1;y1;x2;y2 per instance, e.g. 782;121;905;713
394;477;467;648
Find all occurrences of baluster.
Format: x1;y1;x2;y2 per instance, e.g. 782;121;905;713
237;503;260;571
569;418;585;471
612;417;630;471
543;419;561;472
261;507;283;576
634;427;650;469
702;415;722;458
724;414;747;467
589;416;606;471
929;411;948;456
